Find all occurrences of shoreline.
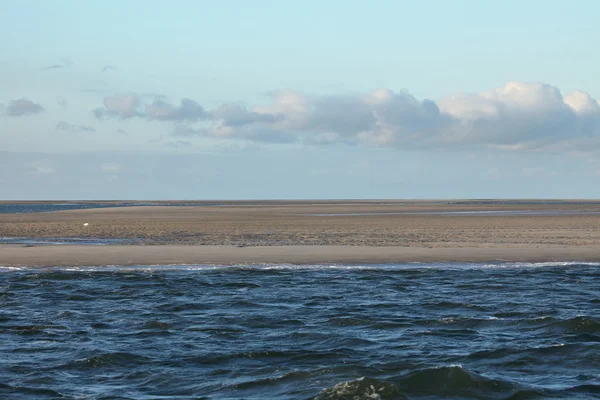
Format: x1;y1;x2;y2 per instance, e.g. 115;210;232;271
2;245;600;267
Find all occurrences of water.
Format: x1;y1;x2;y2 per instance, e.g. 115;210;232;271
306;210;600;217
0;237;141;245
1;262;600;399
0;202;221;214
0;203;131;214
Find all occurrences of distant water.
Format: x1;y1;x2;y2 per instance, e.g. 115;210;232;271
307;210;600;217
1;262;600;399
0;237;141;245
0;203;131;214
0;202;220;214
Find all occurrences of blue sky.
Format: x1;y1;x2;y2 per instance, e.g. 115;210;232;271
1;0;600;199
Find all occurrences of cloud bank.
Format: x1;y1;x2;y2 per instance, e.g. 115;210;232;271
94;82;600;151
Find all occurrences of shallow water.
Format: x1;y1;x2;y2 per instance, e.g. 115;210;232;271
0;202;220;214
0;237;141;245
306;210;600;217
0;203;131;214
1;262;600;399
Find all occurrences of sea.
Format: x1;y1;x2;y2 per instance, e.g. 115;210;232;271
1;262;600;399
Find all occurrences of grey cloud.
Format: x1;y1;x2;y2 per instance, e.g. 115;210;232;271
55;121;73;131
7;98;44;116
55;121;96;132
146;98;208;121
94;95;208;122
93;82;600;152
43;58;72;70
211;103;283;127
204;90;449;146
57;97;68;108
200;82;600;151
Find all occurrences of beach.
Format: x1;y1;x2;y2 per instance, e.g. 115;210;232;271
2;200;600;266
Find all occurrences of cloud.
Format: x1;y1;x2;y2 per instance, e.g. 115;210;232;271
202;82;600;151
6;98;44;116
55;121;96;132
43;64;66;70
43;58;72;70
94;95;208;122
205;89;451;146
92;82;600;152
101;162;121;173
57;97;68;108
102;65;117;72
145;98;208;121
165;140;192;147
93;94;143;119
25;160;56;175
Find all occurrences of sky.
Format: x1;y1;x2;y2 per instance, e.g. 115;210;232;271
1;0;600;199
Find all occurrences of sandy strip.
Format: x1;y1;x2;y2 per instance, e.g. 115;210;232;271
2;245;600;267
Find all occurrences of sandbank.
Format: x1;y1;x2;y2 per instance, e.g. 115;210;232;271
1;244;600;267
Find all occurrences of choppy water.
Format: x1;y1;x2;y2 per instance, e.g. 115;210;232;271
1;262;600;399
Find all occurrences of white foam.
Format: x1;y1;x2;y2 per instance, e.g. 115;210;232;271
0;261;598;273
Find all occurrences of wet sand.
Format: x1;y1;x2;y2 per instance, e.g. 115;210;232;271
2;244;600;267
2;200;600;265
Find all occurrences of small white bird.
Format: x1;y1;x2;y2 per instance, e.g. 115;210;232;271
83;223;89;227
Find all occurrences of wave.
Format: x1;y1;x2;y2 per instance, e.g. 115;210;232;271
313;366;544;400
549;316;600;334
3;260;600;273
58;352;153;370
314;364;600;399
315;376;405;400
0;383;65;398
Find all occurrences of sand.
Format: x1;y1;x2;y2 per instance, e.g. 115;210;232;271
2;244;600;267
2;200;600;266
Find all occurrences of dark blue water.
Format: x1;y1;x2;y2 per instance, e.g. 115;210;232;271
0;203;133;214
1;262;600;399
0;202;222;214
